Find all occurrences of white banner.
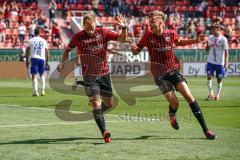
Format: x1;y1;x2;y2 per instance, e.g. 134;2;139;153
74;63;147;77
183;62;240;76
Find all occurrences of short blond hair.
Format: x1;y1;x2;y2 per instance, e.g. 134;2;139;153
148;10;165;20
83;12;96;25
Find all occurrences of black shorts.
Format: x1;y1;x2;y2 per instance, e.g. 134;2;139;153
154;70;187;94
83;74;113;97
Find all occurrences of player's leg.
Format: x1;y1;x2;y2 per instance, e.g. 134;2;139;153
215;64;226;100
154;76;180;130
84;75;110;143
31;74;39;96
215;78;222;100
98;74;114;113
38;59;45;96
164;91;180;130
102;96;114;113
206;63;215;100
30;58;39;96
176;81;216;139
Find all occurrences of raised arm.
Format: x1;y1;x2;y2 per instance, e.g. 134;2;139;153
115;14;127;42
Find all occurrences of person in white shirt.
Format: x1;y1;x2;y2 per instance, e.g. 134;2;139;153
0;19;6;42
206;23;229;101
26;28;50;96
18;22;26;44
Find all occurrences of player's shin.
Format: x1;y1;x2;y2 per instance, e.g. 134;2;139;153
40;75;45;91
93;106;106;135
216;82;222;98
32;78;38;94
189;101;208;133
207;80;213;95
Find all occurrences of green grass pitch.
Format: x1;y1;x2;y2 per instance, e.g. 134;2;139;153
0;77;240;160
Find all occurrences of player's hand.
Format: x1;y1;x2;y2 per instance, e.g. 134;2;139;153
45;62;50;71
196;34;206;43
57;63;64;72
115;14;126;28
131;44;139;55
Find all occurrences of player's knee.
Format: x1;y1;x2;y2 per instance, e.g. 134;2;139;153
89;97;101;108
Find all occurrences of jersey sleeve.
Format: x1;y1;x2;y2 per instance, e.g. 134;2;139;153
137;33;147;49
67;34;78;48
103;28;118;42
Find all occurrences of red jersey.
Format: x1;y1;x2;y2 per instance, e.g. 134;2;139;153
137;29;180;76
68;28;118;76
52;25;60;35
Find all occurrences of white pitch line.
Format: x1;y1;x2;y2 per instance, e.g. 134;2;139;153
0;104;164;123
0;121;127;128
0;104;118;117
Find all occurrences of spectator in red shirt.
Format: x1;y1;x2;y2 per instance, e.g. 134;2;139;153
57;13;127;143
134;21;142;37
131;10;216;140
18;10;25;24
51;21;61;48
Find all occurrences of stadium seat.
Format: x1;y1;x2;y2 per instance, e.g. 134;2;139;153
77;4;84;10
69;4;77;10
31;2;38;9
57;3;62;10
155;0;164;5
126;0;133;5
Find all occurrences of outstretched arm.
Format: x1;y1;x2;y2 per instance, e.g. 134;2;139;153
175;34;206;46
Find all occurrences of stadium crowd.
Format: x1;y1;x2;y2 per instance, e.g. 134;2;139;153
0;0;63;48
0;0;240;49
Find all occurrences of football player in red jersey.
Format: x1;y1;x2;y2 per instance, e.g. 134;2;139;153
131;10;216;140
57;12;127;143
